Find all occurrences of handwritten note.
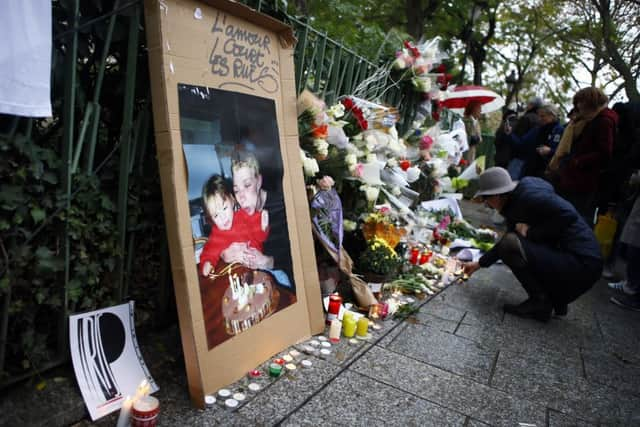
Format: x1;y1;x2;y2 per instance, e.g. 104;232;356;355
209;12;279;93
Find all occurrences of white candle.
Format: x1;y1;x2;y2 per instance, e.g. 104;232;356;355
329;319;342;342
116;396;133;427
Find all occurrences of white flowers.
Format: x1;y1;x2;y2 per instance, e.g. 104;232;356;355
344;153;357;167
327;103;345;119
300;150;319;177
406;166;421;183
360;185;380;203
387;158;398;168
313;139;329;157
343;219;357;232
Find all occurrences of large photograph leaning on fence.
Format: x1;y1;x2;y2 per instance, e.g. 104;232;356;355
179;84;297;350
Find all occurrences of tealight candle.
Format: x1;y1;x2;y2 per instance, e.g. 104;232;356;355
248;383;261;392
248;369;261;378
233;392;246;401
320;348;331;355
217;388;231;398
348;338;359;345
356;317;369;337
285;363;296;371
224;398;239;409
204;395;216;408
269;363;283;377
317;336;328;342
302;345;315;353
309;340;320;347
289;350;301;359
282;355;294;363
321;341;332;348
328;319;341;343
372;324;382;331
273;358;286;365
301;360;312;368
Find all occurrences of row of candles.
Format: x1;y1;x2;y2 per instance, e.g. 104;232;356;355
327;294;387;342
116;379;158;427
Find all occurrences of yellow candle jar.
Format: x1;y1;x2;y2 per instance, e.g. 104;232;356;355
342;313;357;338
356;317;369;338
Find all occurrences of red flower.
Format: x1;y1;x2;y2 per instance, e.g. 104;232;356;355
434;64;446;74
403;40;413;50
312;124;328;139
436;73;453;90
358;118;368;130
459;158;469;166
399;159;411;171
341;97;354;110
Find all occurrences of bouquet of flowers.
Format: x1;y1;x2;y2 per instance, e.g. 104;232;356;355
357;237;401;278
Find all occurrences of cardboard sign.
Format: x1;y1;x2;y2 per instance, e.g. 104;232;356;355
144;0;323;407
69;302;158;420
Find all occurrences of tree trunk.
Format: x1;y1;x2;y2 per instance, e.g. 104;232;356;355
405;0;424;39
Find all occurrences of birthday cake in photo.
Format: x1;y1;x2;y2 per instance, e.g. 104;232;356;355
221;270;279;335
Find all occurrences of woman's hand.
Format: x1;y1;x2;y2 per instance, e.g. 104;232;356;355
515;222;529;237
221;242;249;264
536;145;551;157
462;261;481;276
243;247;274;269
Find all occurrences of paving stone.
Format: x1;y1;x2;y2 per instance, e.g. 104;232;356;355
235;355;341;425
350;346;546;427
490;348;640;424
466;418;492;426
414;296;467;333
455;311;601;358
547;409;596;427
281;370;465;426
581;348;640;397
383;321;496;383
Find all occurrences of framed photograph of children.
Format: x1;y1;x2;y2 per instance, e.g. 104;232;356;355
144;0;323;407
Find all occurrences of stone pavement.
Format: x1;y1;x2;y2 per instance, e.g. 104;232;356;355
2;201;640;426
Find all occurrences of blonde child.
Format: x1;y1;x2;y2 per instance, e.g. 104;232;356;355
199;174;269;276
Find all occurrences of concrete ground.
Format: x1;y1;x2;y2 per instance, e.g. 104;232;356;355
2;201;639;426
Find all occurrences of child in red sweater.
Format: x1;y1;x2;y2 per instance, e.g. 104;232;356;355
199;174;269;276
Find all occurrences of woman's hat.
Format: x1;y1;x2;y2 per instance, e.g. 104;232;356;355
473;167;518;198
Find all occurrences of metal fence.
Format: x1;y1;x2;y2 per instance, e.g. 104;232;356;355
0;0;411;388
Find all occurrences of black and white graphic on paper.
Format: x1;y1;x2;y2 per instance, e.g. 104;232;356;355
76;312;125;401
69;302;158;421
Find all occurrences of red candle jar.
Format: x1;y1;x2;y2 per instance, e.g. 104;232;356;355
131;396;159;427
273;358;285;365
419;251;432;265
327;294;342;324
409;247;420;265
379;302;389;319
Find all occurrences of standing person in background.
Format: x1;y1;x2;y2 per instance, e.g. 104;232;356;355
610;171;640;311
504;104;564;179
494;108;517;168
556;87;618;226
463;100;483;163
513;97;542;137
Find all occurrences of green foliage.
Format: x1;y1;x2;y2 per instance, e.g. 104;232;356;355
0;0;166;381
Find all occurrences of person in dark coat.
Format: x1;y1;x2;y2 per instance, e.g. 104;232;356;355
494;108;517;168
505;104;564;179
463;167;603;321
512;96;542;137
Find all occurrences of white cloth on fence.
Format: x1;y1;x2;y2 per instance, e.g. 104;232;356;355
0;0;52;117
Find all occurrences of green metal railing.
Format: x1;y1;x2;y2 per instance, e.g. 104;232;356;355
0;0;406;388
